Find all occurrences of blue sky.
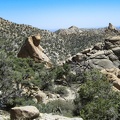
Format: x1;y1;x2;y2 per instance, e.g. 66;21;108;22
0;0;120;30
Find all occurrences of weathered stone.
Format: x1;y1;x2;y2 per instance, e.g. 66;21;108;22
18;34;52;67
113;60;120;68
93;42;103;50
108;53;118;61
90;51;108;59
92;59;115;69
105;36;120;49
66;34;120;90
112;47;120;59
101;68;120;90
105;23;118;33
81;48;92;54
72;53;85;62
10;106;39;120
108;23;116;30
33;90;47;103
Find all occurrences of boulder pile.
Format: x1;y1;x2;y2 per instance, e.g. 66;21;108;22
67;36;120;90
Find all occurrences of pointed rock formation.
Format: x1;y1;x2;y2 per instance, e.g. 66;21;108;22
18;34;52;67
108;23;116;30
105;23;118;33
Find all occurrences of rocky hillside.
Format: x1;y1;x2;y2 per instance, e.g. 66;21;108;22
66;35;120;89
1;18;120;120
0;17;119;64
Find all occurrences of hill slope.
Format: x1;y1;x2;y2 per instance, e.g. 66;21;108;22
1;18;120;120
0;17;119;64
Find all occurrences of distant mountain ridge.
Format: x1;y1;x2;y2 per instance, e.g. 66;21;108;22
55;26;83;35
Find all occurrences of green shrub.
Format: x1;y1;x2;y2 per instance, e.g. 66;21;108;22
73;70;120;120
54;86;68;97
0;52;54;109
39;100;74;117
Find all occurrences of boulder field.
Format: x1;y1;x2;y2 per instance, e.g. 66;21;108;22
67;36;120;90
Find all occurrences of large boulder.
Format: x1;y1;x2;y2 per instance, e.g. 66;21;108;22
33;90;47;103
101;68;120;90
10;106;39;120
18;34;52;67
90;59;115;69
21;85;47;104
104;36;120;49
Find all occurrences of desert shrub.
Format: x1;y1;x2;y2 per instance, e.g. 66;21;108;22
73;68;106;84
54;86;68;97
0;52;54;109
80;95;120;120
39;100;74;117
19;98;38;107
54;63;73;86
55;63;70;79
73;70;120;120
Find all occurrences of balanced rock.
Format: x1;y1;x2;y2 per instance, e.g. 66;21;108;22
10;106;39;120
18;34;52;67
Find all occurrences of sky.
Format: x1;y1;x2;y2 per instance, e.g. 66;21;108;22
0;0;120;30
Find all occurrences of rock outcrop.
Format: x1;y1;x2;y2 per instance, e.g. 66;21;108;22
105;23;118;33
67;36;120;69
21;84;48;104
67;36;120;90
104;36;120;49
18;34;52;67
2;110;83;120
101;68;120;90
10;106;39;120
33;90;47;103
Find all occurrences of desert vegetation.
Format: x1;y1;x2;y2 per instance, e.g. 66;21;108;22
0;51;120;119
1;17;120;120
